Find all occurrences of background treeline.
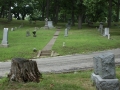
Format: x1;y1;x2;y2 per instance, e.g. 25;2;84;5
0;0;119;28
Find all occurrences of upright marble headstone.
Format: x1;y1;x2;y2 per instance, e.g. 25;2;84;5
103;28;109;36
64;28;68;37
1;28;9;47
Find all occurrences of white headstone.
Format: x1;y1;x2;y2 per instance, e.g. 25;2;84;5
48;21;54;28
103;28;109;36
1;28;9;47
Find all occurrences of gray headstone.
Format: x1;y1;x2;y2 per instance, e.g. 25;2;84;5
26;30;30;37
93;53;116;79
48;21;54;28
91;73;119;90
44;18;49;29
1;28;9;47
98;23;103;34
64;28;68;37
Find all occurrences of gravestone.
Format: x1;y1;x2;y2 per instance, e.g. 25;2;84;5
103;28;109;36
48;21;54;29
44;18;49;29
32;30;36;37
1;28;9;47
64;28;68;37
91;53;120;90
11;28;14;31
26;30;30;37
98;22;103;34
66;19;71;30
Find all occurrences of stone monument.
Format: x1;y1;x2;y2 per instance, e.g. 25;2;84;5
64;28;68;37
48;21;54;29
1;28;9;47
44;18;49;29
91;53;120;90
98;22;103;34
103;28;109;36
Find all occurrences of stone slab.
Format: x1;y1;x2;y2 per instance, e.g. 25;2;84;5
91;73;120;90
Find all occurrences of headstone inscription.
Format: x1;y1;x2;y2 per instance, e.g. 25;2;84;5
91;53;120;90
1;28;9;47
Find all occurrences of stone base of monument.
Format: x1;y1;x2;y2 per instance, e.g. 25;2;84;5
0;44;9;47
91;73;120;90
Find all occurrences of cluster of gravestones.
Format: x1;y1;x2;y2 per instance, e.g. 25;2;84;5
98;22;110;39
91;53;120;90
26;27;39;37
43;18;54;29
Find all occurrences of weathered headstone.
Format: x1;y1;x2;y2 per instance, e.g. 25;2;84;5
26;30;30;37
1;28;9;47
66;19;71;30
44;18;49;29
48;21;54;29
91;53;120;90
98;22;103;34
64;28;68;37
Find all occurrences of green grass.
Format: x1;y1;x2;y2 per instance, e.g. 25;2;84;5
0;19;120;61
0;19;120;90
53;27;120;55
0;70;95;90
1;67;120;90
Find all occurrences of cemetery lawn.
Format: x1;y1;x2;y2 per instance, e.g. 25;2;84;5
1;67;120;90
0;19;120;61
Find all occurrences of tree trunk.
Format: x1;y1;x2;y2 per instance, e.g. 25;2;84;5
71;0;75;26
8;58;42;83
78;14;82;29
116;0;120;22
46;0;50;19
54;0;59;25
108;0;112;27
0;6;4;18
8;0;12;22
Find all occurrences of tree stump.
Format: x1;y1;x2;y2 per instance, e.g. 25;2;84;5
8;58;42;83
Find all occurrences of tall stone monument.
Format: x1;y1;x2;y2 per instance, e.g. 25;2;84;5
1;28;9;47
91;53;120;90
44;18;49;29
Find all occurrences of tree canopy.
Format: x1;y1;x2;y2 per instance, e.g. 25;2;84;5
0;0;119;28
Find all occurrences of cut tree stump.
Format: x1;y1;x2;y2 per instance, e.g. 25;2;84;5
8;58;42;83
